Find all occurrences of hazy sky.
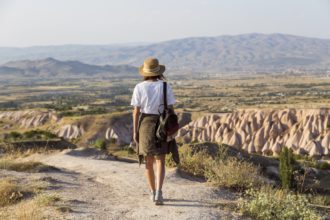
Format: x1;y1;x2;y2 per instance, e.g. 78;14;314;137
1;0;330;47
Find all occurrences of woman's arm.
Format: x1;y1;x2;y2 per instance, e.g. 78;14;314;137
133;106;141;143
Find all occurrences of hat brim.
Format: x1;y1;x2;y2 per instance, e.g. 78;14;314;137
139;65;165;77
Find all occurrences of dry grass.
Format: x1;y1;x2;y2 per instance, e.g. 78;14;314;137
0;177;61;219
205;157;262;190
0;178;24;207
177;145;212;177
170;144;263;190
0;159;56;173
0;141;56;159
16;200;43;220
4;193;62;220
35;193;61;206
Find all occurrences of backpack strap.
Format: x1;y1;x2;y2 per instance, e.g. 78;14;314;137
163;81;168;111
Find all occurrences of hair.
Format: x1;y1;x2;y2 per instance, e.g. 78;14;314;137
143;74;166;81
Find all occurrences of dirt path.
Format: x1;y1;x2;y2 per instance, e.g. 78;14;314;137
30;148;241;220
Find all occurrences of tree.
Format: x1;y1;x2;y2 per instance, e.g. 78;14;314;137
279;147;295;189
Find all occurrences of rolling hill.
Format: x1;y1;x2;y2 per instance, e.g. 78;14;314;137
0;57;137;78
1;33;330;73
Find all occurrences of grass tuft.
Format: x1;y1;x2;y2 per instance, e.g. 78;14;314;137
0;159;58;173
16;200;43;220
0;178;24;207
35;193;61;206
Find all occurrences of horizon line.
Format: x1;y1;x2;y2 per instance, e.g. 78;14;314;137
1;32;330;49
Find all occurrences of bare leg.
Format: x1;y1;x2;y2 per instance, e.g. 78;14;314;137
145;155;156;192
155;154;166;190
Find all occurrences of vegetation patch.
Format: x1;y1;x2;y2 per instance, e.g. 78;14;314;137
239;186;322;220
205;157;262;191
0;178;25;207
0;160;58;173
35;193;61;206
167;144;263;190
176;145;212;177
4;129;59;142
94;138;107;150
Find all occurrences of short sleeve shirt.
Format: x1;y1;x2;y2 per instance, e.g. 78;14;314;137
131;80;176;114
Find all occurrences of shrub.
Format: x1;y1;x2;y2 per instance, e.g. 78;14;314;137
165;154;177;168
0;179;24;207
279;147;295;189
23;130;58;140
94;138;107;150
239;186;321;220
173;144;262;190
8;131;23;140
178;144;211;177
205;157;262;191
315;161;330;170
310;194;330;206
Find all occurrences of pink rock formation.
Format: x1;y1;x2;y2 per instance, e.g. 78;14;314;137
0;110;58;128
177;109;330;157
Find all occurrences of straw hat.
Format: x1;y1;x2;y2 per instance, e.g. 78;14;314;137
139;57;165;77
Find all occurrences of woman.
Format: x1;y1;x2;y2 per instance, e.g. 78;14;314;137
131;57;176;205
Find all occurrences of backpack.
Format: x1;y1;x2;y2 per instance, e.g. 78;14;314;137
156;82;179;142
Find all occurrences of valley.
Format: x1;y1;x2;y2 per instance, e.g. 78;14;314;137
1;72;329;114
0;35;330;220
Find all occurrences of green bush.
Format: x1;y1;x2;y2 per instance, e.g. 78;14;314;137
8;131;23;140
315;161;330;170
94;139;107;150
239;186;321;220
23;130;57;140
279;147;295;189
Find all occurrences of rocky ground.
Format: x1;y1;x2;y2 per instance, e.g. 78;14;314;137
4;148;242;220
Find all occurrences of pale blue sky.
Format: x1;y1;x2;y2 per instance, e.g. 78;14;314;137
1;0;330;47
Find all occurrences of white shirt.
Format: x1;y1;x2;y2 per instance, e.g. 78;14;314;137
131;80;176;114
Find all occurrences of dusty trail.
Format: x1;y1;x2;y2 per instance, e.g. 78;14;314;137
31;148;240;220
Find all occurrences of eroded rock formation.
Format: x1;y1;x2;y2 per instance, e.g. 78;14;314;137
177;109;330;157
56;124;85;140
0;110;59;128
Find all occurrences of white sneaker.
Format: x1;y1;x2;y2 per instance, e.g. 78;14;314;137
149;190;155;202
155;190;164;205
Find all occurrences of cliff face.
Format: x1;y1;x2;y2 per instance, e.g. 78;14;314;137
177;109;330;157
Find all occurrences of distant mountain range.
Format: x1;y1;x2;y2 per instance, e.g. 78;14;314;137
0;57;137;78
1;33;330;73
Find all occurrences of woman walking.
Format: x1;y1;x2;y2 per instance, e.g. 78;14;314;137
131;57;176;205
